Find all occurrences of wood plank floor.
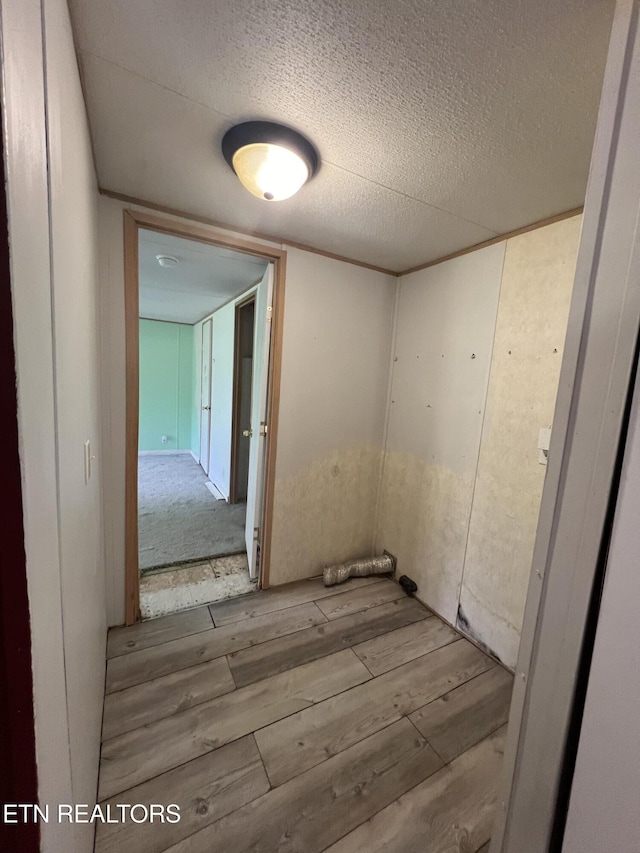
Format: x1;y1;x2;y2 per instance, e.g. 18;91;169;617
97;577;513;853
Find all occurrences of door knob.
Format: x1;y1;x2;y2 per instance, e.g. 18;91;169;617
243;428;253;438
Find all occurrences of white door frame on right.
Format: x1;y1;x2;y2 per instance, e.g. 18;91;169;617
493;1;640;850
245;264;274;580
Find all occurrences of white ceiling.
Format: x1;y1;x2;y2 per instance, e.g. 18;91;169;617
69;0;614;273
139;229;267;324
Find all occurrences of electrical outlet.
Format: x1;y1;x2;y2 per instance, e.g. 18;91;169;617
161;435;168;444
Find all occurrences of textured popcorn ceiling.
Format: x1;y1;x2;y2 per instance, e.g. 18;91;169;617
68;0;614;271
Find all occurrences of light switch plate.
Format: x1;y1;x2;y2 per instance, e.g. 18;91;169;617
84;439;91;483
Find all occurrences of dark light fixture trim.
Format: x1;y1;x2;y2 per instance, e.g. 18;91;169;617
222;121;319;178
222;121;319;200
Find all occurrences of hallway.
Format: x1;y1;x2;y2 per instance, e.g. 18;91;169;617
98;577;512;852
138;453;246;571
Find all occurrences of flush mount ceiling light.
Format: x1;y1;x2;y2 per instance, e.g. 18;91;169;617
156;255;179;268
222;121;318;202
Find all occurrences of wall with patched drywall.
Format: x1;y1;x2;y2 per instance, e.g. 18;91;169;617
376;243;505;625
459;216;581;667
377;215;582;668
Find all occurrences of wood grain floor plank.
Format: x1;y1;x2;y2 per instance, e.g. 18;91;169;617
95;735;269;853
107;606;213;658
102;656;236;740
324;727;507;853
99;648;370;799
315;580;405;620
228;598;429;688
410;666;513;763
208;575;384;626
163;719;443;853
353;615;458;675
106;602;326;693
255;638;493;787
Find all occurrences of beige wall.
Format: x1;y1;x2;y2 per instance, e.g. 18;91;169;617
99;200;396;621
460;216;581;667
2;0;106;850
377;215;582;668
270;247;396;584
376;243;505;624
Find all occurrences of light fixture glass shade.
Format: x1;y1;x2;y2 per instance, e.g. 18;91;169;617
232;143;310;201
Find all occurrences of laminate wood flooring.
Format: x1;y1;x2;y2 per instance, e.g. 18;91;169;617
97;577;513;852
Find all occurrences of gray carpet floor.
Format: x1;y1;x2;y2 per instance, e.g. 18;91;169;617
138;453;246;571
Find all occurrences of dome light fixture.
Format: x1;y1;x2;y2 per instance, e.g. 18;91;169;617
222;121;318;202
156;255;179;268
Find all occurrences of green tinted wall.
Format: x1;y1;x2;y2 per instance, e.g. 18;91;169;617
139;319;194;451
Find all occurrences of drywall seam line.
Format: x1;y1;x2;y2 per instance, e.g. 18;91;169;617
101;187;397;276
79;50;494;235
101;189;583;281
73;49;99;184
78;49;233;120
316;159;496;234
373;276;401;553
39;0;75;795
454;241;508;625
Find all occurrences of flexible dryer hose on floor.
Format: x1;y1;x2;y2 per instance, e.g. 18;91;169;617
323;554;395;587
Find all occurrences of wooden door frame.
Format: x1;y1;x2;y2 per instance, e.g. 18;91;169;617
230;292;257;504
124;209;286;624
199;316;213;474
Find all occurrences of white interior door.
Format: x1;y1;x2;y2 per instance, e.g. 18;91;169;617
245;265;273;579
199;318;212;474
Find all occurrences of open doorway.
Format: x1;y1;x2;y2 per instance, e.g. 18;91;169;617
231;296;255;505
126;216;285;623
